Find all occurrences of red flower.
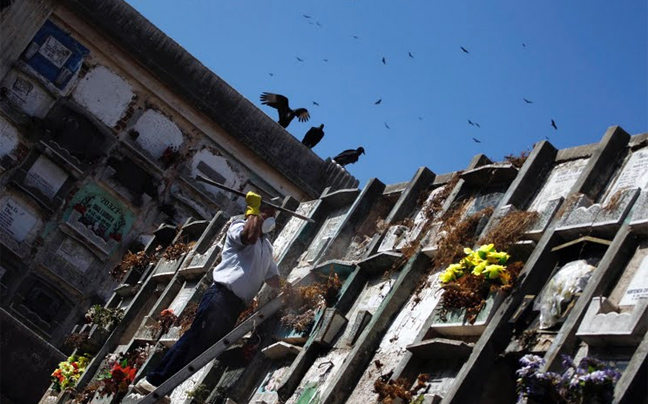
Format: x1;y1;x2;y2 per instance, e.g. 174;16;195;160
73;204;87;214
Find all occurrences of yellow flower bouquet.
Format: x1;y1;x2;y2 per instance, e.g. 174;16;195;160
438;244;522;323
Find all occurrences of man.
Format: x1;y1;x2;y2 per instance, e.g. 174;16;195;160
135;192;281;395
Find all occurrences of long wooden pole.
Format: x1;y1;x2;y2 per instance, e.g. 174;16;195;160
195;175;315;223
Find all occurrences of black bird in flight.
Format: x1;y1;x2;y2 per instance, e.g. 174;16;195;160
303;14;311;19
352;35;359;39
374;99;382;105
551;119;558;130
382;57;386;65
332;147;365;167
523;98;533;104
323;58;328;62
460;46;470;54
296;57;304;62
408;52;414;58
268;73;274;77
474;122;481;128
260;92;310;128
384;122;390;129
522;43;526;48
312;101;319;106
472;137;481;143
467;119;474;126
302;124;325;149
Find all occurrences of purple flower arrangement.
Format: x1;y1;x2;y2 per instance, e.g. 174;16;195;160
516;354;621;404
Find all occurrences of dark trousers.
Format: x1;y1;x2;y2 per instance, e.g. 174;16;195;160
146;283;245;386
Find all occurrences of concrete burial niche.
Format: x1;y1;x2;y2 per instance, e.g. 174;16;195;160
42;101;114;171
577;245;648;346
130;109;184;159
555;189;640;238
429;290;507;337
381;185;447;255
72;65;133;127
1;69;55;117
525;158;590;237
0;193;43;258
21;19;89;92
554;145;648;238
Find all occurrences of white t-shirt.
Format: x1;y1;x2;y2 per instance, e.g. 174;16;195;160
212;219;279;304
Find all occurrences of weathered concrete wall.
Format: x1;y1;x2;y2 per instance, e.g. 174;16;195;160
60;0;356;199
0;0;56;81
1;308;65;404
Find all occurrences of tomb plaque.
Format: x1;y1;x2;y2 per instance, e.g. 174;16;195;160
529;159;588;212
0;117;19;156
6;76;33;108
24;155;68;199
273;200;317;259
467;192;504;216
168;284;196;314
304;212;345;262
38;36;72;68
0;199;37;242
55;238;94;272
605;149;648;203
620;255;648;306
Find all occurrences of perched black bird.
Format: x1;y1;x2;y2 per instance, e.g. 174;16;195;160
408;52;414;58
551;119;558;130
312;101;319;106
523;98;533;104
374;99;382;105
472;137;481;143
460;46;470;54
332;147;365;167
302;124;325;148
382;57;386;65
260;92;310;128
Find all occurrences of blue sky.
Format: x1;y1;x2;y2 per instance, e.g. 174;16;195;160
124;0;647;188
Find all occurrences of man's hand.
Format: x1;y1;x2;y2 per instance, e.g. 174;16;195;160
245;191;262;217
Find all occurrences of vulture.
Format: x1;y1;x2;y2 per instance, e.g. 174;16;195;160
260;92;310;128
302;124;325;149
332;147;365;167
